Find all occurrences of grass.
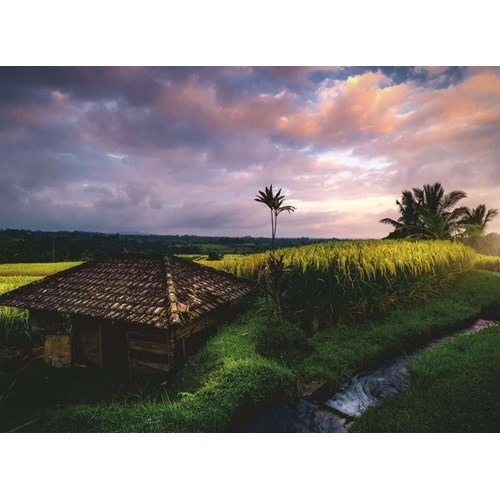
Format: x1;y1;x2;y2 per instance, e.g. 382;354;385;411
0;256;498;432
300;270;500;388
0;303;295;432
0;277;41;347
296;270;500;392
350;326;500;432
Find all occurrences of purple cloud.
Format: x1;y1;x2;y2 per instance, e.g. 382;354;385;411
0;66;499;238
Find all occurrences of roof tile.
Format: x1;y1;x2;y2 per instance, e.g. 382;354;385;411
0;254;256;329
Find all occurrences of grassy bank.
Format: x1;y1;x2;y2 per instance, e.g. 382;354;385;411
296;270;500;392
350;326;500;432
0;305;295;432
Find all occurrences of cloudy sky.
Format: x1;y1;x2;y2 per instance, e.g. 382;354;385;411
0;66;498;238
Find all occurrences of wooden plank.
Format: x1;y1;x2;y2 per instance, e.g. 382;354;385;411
131;358;170;372
127;330;167;342
129;346;169;357
128;338;169;349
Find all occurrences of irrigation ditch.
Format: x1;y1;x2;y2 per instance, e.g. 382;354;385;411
234;305;500;433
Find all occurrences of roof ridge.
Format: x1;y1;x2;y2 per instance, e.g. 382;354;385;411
163;256;182;327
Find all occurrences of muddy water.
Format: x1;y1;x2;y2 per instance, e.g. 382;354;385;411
236;318;499;432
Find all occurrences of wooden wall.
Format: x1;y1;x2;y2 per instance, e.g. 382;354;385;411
30;301;246;373
126;326;171;372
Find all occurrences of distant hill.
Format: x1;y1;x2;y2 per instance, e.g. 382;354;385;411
0;229;335;263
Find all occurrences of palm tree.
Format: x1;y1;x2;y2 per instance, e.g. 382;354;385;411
255;185;296;319
255;185;296;252
412;212;468;240
412;182;467;215
463;204;499;233
380;182;469;240
379;190;423;237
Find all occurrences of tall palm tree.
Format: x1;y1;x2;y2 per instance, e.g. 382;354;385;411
255;185;296;252
254;185;296;319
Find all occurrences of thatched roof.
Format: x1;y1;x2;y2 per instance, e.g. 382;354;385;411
0;254;256;329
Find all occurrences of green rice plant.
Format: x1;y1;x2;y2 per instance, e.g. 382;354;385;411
474;254;500;272
0;306;30;345
205;240;477;329
0;276;42;345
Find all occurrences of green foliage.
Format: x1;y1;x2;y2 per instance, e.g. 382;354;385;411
463;204;499;230
0;229;325;263
380;181;498;240
255;185;296;318
257;254;291;319
350;326;500;432
255;317;310;365
206;251;224;261
297;270;500;389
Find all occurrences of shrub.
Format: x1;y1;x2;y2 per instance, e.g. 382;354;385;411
255;317;310;364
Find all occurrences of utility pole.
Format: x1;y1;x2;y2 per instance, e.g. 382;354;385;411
52;239;55;263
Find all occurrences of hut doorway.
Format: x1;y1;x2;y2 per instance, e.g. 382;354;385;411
73;316;101;369
101;324;128;372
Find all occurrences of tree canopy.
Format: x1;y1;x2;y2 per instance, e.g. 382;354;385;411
380;182;498;241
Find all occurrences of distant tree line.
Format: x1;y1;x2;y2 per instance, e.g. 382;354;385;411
0;229;330;263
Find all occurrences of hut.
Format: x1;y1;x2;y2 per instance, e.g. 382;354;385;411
0;254;256;372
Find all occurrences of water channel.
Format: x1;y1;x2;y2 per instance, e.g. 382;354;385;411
236;317;499;433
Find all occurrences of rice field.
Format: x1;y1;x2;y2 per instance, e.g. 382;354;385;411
0;261;81;277
205;240;478;328
474;254;500;272
0;262;81;345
